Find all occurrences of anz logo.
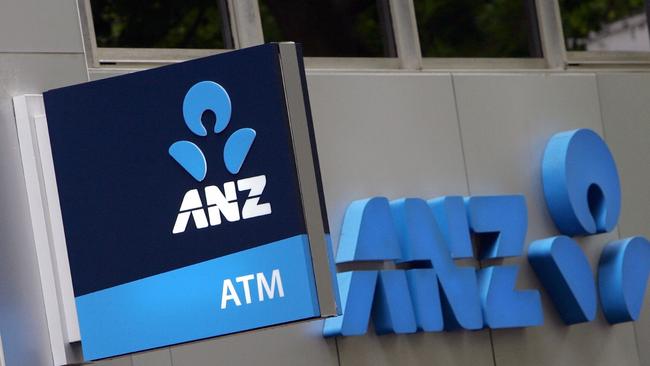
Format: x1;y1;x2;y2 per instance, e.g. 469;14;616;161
168;81;271;234
325;129;650;337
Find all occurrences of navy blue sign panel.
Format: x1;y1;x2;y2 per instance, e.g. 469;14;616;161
43;44;327;360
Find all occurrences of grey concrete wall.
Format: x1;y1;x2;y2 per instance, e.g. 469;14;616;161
597;73;650;366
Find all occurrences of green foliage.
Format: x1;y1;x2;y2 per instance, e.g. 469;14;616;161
414;0;538;57
91;0;226;49
259;0;391;57
90;0;647;55
560;0;645;50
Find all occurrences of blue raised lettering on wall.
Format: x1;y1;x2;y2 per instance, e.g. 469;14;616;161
323;197;416;336
335;197;402;263
541;128;621;236
322;271;378;337
528;236;597;324
429;196;473;259
467;195;543;328
325;128;650;338
599;236;650;324
373;270;418;334
535;128;650;325
391;198;483;330
405;268;443;332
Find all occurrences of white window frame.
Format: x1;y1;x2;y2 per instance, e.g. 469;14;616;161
79;0;650;72
79;0;248;67
548;0;650;67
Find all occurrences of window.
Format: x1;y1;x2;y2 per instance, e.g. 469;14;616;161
560;0;649;52
80;0;650;70
414;0;542;58
90;0;232;49
258;0;396;57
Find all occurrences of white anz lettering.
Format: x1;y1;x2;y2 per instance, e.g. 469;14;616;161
172;175;272;234
205;181;239;226
238;175;272;219
172;189;209;234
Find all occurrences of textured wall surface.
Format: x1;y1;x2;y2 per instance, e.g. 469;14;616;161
0;3;649;365
598;73;650;366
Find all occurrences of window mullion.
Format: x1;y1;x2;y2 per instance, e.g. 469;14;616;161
646;0;650;42
227;0;264;48
388;0;422;70
78;0;100;68
535;0;567;69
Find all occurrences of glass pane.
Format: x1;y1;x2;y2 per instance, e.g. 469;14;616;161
560;0;649;52
414;0;542;58
259;0;396;57
91;0;230;49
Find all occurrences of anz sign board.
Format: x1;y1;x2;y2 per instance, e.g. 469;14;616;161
42;43;339;361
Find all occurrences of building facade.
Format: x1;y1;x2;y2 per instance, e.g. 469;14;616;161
0;1;650;366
